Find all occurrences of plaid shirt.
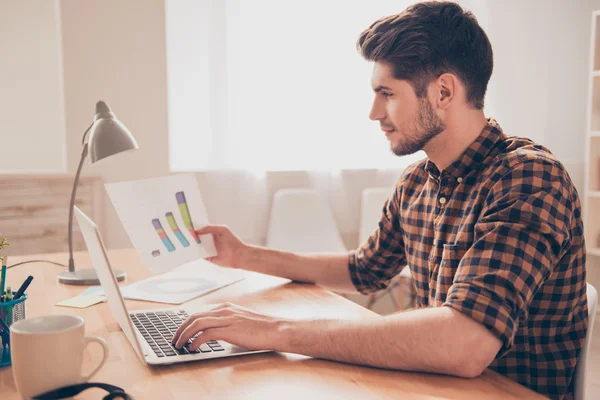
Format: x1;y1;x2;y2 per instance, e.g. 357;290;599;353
349;119;588;400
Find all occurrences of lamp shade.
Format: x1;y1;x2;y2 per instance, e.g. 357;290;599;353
88;101;138;163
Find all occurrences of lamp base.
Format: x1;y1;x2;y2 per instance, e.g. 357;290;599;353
57;268;127;285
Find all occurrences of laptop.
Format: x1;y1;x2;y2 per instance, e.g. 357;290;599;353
74;206;269;365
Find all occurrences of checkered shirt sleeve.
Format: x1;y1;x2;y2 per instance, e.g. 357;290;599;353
443;156;573;356
348;184;407;294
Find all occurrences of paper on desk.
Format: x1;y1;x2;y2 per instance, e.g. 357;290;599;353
105;173;217;273
55;295;106;309
76;262;246;305
118;258;248;304
80;286;107;302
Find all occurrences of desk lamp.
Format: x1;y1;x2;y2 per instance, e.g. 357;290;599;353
57;101;138;285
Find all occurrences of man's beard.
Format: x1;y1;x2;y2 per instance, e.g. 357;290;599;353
390;98;445;157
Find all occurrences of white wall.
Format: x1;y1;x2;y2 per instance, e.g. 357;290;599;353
0;0;593;253
479;0;588;192
0;0;67;174
60;0;171;248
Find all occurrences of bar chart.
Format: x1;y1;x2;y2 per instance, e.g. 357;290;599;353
106;173;217;273
152;219;175;252
150;191;202;256
176;191;202;244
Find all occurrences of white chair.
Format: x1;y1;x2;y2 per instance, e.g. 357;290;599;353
359;188;394;246
574;283;598;400
266;189;346;253
360;188;413;311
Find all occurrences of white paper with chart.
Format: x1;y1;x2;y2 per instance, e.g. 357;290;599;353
105;174;218;273
119;259;247;304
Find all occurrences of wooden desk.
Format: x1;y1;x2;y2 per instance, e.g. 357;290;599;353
0;249;546;399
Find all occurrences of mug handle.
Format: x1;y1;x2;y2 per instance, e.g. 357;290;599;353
80;336;109;382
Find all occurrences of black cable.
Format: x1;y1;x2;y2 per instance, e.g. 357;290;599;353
33;382;133;400
7;260;67;269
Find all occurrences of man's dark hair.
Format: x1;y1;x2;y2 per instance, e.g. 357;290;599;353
357;1;493;110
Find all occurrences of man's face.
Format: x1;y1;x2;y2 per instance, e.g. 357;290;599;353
369;62;445;156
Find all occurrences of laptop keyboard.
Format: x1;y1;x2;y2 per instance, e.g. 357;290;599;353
130;310;225;358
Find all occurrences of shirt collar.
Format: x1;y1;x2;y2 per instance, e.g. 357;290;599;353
424;118;506;182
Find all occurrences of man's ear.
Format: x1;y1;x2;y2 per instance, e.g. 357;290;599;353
434;73;458;109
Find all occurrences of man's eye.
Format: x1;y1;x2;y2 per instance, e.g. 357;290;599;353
382;92;392;98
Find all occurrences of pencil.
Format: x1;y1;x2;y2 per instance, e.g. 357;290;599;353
0;256;6;297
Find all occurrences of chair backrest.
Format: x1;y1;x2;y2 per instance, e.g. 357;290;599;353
574;283;598;400
359;188;392;244
266;189;346;253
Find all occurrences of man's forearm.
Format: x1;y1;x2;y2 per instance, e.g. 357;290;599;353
236;245;357;293
275;307;502;378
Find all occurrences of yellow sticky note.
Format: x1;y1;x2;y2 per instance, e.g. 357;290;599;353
55;295;106;309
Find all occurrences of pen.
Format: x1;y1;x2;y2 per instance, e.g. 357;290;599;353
13;276;33;300
0;256;6;296
5;287;12;326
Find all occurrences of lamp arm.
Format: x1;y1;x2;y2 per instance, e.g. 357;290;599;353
67;122;94;272
68;142;89;272
81;122;93;145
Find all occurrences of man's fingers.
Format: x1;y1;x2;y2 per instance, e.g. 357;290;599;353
174;317;233;348
172;308;222;344
172;314;199;344
189;328;230;350
195;225;227;236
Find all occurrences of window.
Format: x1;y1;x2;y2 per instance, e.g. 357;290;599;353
166;0;424;172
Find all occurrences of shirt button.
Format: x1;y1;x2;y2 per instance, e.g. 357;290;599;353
457;177;463;183
439;197;447;205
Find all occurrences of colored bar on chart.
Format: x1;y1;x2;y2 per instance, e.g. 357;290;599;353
152;219;176;252
151;250;161;257
175;191;201;244
166;212;190;247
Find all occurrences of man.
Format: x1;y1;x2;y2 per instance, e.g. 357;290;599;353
172;2;587;399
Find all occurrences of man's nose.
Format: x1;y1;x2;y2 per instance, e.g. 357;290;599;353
369;100;385;121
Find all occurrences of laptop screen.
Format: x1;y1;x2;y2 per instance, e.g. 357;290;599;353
74;206;145;361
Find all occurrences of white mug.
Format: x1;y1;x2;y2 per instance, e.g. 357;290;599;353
10;314;109;399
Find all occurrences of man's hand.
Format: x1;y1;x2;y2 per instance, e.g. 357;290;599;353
172;303;287;351
196;225;246;268
196;225;355;293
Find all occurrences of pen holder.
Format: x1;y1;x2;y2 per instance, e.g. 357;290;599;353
0;294;27;367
